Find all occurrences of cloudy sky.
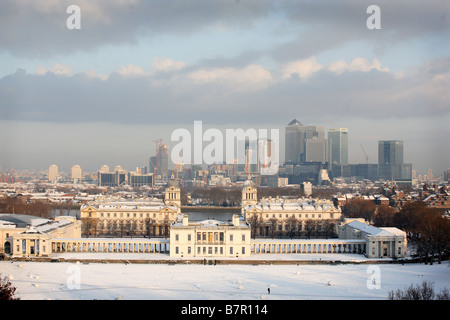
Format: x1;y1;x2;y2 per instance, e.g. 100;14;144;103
0;0;449;175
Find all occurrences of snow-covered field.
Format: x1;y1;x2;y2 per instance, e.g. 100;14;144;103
1;255;449;300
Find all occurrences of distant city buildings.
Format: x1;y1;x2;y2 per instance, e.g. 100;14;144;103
328;128;348;165
35;119;421;189
71;165;83;183
378;140;412;184
281;119;412;186
48;164;58;183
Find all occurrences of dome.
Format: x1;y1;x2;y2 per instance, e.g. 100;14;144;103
243;179;254;188
167;177;179;188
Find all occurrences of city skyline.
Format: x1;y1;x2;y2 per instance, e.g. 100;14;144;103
0;1;449;175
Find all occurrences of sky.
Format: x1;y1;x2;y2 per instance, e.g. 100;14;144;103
0;0;449;176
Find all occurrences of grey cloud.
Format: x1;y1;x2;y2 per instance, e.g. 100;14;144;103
1;57;448;126
1;0;448;61
0;0;275;58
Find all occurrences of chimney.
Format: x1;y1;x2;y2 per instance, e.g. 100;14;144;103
232;214;240;227
182;214;189;226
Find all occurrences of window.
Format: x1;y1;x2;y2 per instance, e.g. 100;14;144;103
188;234;191;241
188;247;191;254
175;234;179;241
242;247;245;255
230;247;233;254
175;247;179;254
208;247;212;255
230;234;233;242
242;234;246;242
197;232;201;241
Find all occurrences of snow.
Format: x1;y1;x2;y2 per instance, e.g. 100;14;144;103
1;256;449;300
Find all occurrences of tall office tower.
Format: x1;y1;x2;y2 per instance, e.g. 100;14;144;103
378;140;403;165
158;144;169;181
378;140;411;182
305;137;327;163
149;156;157;174
48;164;58;183
328;128;348;165
71;165;83;183
285;119;305;164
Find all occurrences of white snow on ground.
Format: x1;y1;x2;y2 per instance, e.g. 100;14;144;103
1;255;449;300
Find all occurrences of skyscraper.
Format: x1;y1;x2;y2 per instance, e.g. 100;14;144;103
48;164;58;183
158;144;169;181
378;140;403;165
328;128;348;165
285;119;304;164
71;165;83;183
378;140;411;183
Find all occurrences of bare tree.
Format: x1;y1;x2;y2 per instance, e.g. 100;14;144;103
248;213;262;239
268;218;277;239
304;219;316;239
0;275;19;300
285;216;298;239
388;281;449;300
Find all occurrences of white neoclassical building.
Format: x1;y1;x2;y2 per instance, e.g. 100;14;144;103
0;214;81;257
169;214;251;258
339;218;407;258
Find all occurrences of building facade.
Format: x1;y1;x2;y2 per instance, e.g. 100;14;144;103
0;214;81;257
241;179;342;238
169;214;251;258
285;119;305;164
339;218;407;258
328;128;348;165
81;177;181;237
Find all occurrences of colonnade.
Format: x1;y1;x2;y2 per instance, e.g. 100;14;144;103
251;240;366;254
51;239;170;254
50;238;365;256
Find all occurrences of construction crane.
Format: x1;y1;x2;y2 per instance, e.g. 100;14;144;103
360;143;369;164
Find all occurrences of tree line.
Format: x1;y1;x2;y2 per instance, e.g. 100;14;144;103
342;199;450;264
0;196;76;218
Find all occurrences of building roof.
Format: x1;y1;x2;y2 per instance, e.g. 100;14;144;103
244;198;340;213
346;220;405;237
0;213;49;228
288;119;303;126
23;218;73;234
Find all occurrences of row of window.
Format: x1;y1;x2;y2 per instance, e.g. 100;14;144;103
262;213;337;219
86;211;176;219
173;246;246;256
174;232;247;243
